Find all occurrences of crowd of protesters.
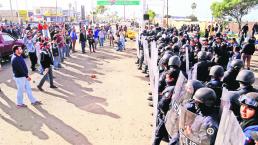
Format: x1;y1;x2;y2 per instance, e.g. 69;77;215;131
137;21;258;145
0;20;131;108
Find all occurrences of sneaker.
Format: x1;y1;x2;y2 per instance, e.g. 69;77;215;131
50;85;58;89
37;86;44;92
17;104;27;108
31;101;42;106
148;102;153;107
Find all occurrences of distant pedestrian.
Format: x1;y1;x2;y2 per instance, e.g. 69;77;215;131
11;45;41;107
99;28;105;47
79;28;87;53
94;27;100;49
87;28;95;53
70;27;77;52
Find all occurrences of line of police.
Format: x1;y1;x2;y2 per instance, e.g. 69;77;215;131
136;24;258;145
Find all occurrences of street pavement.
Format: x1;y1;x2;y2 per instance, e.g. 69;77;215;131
0;40;153;145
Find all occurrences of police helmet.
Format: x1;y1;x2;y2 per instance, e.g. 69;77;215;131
209;65;224;78
186;80;205;94
168;55;181;68
236;70;255;85
197;51;207;61
193;88;217;107
239;92;258;108
160;54;172;65
231;59;244;69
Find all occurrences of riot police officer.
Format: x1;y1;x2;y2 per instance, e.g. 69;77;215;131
168;79;205;145
223;59;244;91
239;92;258;145
235;70;258;95
153;69;179;145
158;54;172;94
206;65;224;106
194;51;211;82
184;88;219;145
168;55;181;75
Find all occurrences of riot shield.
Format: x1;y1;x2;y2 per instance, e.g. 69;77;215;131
165;72;188;138
188;64;197;80
215;108;245;145
220;88;231;113
151;40;160;143
179;107;215;145
143;38;148;67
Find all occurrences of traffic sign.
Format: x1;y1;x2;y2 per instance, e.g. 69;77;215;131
97;0;140;5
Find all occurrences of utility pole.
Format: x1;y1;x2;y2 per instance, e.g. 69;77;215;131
9;0;13;23
166;0;168;28
56;0;58;22
15;0;20;24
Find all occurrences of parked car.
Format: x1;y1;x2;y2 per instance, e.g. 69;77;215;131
126;29;137;40
0;32;27;60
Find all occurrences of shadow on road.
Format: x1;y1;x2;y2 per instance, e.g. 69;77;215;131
0;91;92;145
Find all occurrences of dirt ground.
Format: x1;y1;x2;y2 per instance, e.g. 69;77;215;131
0;41;155;145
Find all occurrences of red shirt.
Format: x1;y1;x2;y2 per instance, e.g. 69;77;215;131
38;24;43;30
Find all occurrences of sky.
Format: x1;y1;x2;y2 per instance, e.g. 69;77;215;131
0;0;257;21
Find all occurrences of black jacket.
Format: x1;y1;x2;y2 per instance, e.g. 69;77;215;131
51;43;59;57
242;43;255;55
222;68;240;91
11;54;28;78
40;49;53;69
79;32;87;42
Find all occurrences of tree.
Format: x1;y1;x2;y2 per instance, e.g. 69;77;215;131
95;5;108;15
211;0;258;32
147;9;156;22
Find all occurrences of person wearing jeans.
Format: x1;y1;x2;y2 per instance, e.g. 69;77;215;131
11;45;41;107
99;29;105;47
79;28;87;53
51;37;60;69
70;27;77;52
23;33;37;71
38;46;57;91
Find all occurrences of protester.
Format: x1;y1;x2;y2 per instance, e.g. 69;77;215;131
64;31;72;57
79;28;87;53
87;28;95;53
94;27;100;49
11;45;41;107
108;27;114;47
241;37;256;70
70;27;77;52
37;42;57;91
24;32;37;71
42;21;49;38
99;28;105;47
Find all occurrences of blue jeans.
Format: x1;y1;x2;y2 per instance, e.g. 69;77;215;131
116;41;123;51
14;77;37;105
100;38;104;47
53;56;61;68
58;47;64;62
66;44;71;57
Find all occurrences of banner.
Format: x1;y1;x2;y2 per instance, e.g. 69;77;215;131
18;10;28;21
